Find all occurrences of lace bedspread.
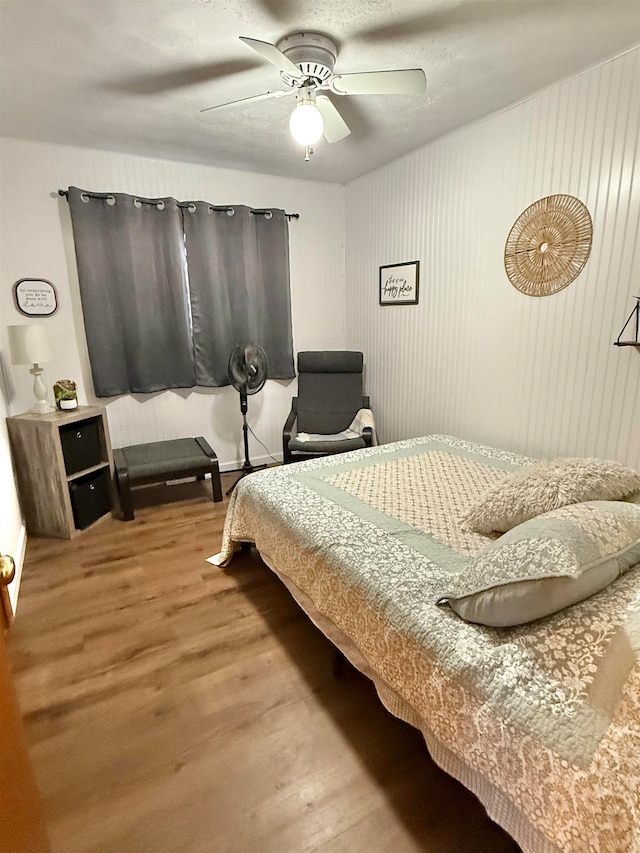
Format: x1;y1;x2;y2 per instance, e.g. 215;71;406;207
211;435;640;853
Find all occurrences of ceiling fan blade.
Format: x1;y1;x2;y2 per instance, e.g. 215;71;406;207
104;59;262;95
355;1;558;42
316;96;351;144
200;89;294;113
239;36;303;79
329;69;426;97
356;8;461;42
253;0;297;22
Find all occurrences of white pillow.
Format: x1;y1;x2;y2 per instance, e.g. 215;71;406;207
461;457;640;535
439;500;640;627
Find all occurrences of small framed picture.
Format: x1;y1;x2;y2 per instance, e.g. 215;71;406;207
379;261;420;306
13;278;58;316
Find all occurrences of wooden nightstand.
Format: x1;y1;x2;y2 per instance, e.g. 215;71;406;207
7;405;115;539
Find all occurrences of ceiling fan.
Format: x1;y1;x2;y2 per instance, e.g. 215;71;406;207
201;32;426;159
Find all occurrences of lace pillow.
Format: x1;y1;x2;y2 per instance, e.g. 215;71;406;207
438;500;640;627
461;457;640;534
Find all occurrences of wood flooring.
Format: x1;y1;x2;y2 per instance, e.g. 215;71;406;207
7;475;521;853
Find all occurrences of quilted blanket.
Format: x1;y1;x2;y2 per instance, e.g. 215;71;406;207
211;435;640;853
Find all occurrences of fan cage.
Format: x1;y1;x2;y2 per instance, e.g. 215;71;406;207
228;344;268;394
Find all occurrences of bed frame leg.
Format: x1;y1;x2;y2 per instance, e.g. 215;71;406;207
332;648;346;679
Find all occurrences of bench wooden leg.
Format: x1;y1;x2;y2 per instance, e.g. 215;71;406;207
195;437;223;503
113;449;135;521
210;462;222;503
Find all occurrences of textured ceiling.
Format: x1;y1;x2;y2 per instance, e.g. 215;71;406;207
1;0;639;184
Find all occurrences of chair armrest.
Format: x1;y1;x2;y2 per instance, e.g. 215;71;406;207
361;397;373;446
283;398;298;464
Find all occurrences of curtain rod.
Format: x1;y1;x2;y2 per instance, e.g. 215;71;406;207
57;189;299;220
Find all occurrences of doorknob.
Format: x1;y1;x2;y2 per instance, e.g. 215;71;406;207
0;554;16;585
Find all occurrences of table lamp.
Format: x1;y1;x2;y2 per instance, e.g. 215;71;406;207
8;324;54;414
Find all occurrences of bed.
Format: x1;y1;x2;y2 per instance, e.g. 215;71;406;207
210;434;640;853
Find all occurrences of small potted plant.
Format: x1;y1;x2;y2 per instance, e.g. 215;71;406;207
54;380;78;410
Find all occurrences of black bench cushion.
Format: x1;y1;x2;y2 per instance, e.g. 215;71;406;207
120;438;210;479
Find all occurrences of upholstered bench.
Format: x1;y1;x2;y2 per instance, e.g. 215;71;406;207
113;437;222;521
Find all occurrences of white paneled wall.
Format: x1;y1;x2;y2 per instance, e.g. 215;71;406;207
346;47;640;468
0;139;346;468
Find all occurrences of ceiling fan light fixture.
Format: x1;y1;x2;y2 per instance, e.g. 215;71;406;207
289;99;324;145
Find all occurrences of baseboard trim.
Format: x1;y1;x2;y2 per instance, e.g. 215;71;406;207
218;452;282;473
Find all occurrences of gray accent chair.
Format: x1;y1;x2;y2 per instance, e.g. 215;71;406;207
283;351;373;464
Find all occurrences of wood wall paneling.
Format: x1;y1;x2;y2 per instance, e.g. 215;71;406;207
345;47;640;468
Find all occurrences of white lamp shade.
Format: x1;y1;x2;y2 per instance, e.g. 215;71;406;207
289;101;324;145
8;324;53;365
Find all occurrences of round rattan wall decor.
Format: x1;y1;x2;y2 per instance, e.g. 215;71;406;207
504;194;593;297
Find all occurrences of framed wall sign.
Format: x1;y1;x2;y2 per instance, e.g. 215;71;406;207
379;260;420;306
13;278;58;316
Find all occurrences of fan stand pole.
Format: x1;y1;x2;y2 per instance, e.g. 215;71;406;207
225;390;268;496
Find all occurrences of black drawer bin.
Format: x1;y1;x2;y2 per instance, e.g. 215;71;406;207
69;468;111;530
60;418;103;475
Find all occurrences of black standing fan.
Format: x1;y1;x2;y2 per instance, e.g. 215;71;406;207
226;343;269;495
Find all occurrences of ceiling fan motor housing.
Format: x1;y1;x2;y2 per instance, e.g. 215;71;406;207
277;32;338;87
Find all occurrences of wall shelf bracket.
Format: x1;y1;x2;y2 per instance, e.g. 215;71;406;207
614;296;640;348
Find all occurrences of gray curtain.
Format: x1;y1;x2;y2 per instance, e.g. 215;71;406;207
250;209;295;379
67;188;294;396
183;203;295;385
68;187;195;396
